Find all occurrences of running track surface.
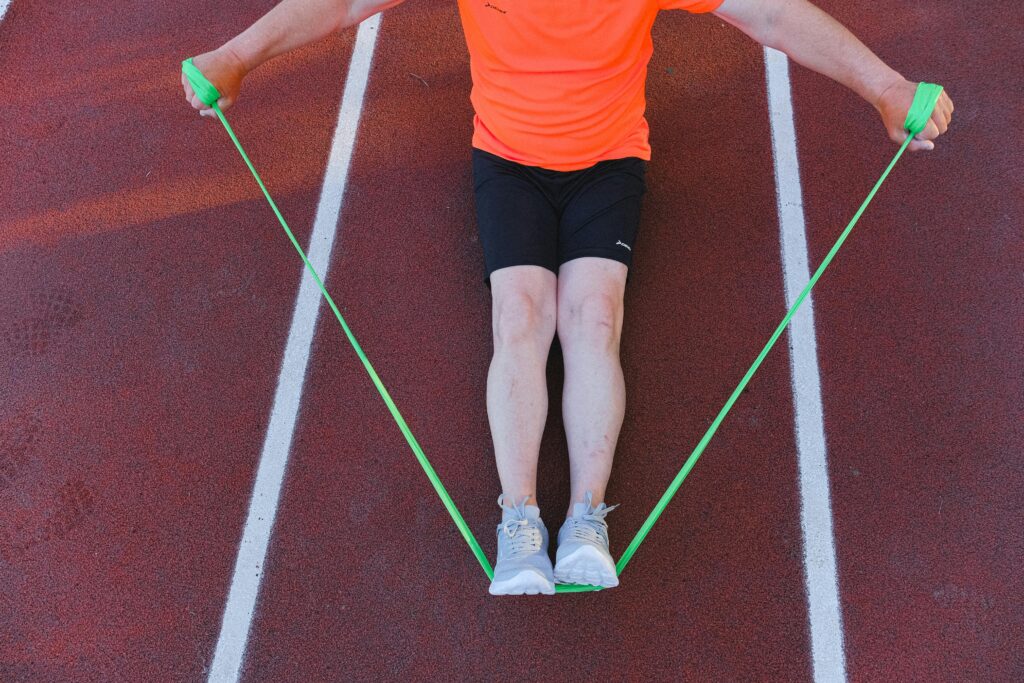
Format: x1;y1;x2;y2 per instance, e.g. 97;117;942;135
1;1;1021;681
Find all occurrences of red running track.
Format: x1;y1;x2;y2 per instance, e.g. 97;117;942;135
0;0;1021;681
245;4;810;680
791;2;1024;679
1;1;357;679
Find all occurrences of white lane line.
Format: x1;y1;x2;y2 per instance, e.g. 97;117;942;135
763;47;848;683
1;0;13;22
207;15;381;683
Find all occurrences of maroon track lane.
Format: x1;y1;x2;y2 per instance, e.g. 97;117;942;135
0;3;355;681
789;1;1023;680
244;5;813;681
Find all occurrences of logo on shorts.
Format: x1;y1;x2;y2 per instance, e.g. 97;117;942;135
616;240;632;251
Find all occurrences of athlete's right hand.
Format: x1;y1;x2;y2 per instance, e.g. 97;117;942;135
182;47;248;118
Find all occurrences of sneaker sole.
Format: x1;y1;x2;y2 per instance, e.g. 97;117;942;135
488;568;556;596
553;545;619;588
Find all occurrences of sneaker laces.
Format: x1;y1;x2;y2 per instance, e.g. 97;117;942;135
497;495;543;558
565;491;618;546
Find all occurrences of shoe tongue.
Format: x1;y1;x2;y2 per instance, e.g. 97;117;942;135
571;502;591;518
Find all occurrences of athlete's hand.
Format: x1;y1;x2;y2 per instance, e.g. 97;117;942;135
875;78;954;152
181;46;248;118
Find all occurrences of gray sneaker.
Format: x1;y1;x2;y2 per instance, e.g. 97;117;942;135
554;491;619;588
488;495;556;596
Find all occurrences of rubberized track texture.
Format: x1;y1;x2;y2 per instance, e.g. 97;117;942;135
0;1;1022;682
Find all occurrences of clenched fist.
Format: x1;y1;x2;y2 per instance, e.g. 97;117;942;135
181;47;249;118
876;79;954;152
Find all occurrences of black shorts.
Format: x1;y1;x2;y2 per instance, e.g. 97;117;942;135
472;148;646;281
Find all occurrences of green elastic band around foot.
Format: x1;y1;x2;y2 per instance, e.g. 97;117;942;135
904;82;943;136
556;583;603;593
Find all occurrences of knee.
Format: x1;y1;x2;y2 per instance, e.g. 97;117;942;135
558;293;622;351
493;291;555;351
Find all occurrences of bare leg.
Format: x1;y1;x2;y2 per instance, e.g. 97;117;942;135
557;257;628;517
487;265;558;507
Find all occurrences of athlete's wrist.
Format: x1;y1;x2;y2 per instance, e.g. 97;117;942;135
864;67;906;111
220;36;262;74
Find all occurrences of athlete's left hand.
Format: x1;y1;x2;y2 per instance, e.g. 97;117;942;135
875;78;954;152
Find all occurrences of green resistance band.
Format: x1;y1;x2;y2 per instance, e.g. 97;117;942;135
615;82;943;575
182;58;493;582
182;57;940;594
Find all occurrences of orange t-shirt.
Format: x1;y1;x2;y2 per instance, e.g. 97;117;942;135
456;0;725;171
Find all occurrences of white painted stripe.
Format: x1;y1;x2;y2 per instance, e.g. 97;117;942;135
207;15;382;683
763;47;848;683
0;0;13;22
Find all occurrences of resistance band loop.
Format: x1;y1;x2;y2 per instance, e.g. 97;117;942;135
182;58;495;580
615;81;942;574
905;82;944;136
183;57;939;592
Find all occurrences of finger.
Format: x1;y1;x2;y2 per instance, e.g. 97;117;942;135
941;90;954;113
914;119;941;142
200;108;216;118
908;138;934;152
937;100;954;126
889;125;909;146
936;94;953;118
932;109;948;135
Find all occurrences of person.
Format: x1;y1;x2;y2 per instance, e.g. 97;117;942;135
183;0;953;596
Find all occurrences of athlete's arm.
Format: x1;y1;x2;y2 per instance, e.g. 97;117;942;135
182;0;403;117
712;0;954;151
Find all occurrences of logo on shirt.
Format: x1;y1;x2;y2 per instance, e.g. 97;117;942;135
484;2;507;13
616;240;632;251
